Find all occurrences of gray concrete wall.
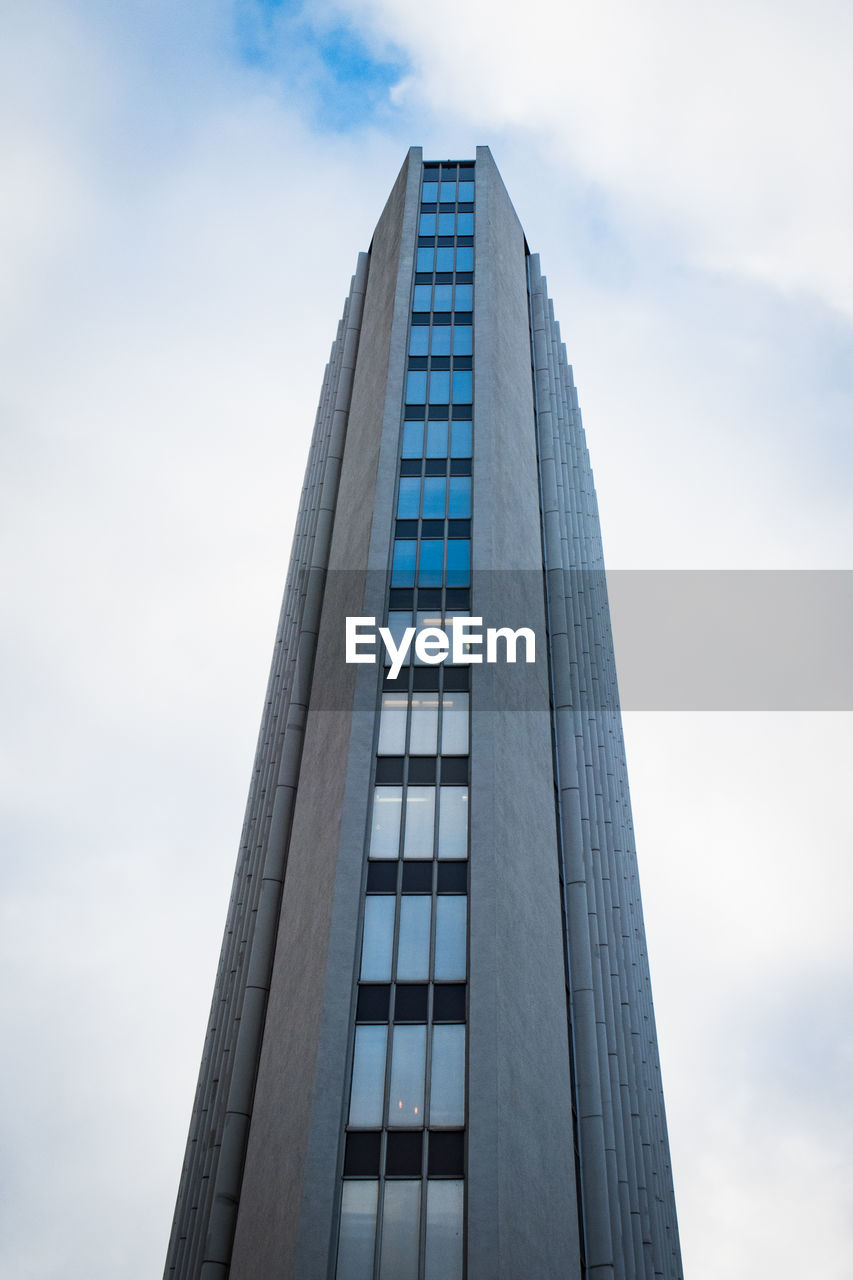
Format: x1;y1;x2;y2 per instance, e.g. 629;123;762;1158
466;146;582;1280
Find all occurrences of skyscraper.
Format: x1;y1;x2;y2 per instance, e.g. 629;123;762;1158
165;146;681;1280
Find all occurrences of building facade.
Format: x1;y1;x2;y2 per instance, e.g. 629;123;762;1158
165;147;682;1280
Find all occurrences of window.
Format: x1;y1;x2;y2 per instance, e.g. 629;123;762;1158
422;476;446;519
361;896;395;980
437;787;468;858
450;421;471;458
401;422;424;459
409;691;439;753
397;896;431;980
445;540;470;587
337;1181;378;1280
370;786;403;858
406;371;427;403
452;325;472;356
387;1024;426;1126
397;478;420;519
448;477;471;518
454;283;473;311
455;246;473;271
426;421;449;458
429;370;450;404
391;540;417;585
419;213;436;236
422;181;438;202
441;691;469;754
431;326;451;356
409;327;429;356
417;246;435;272
424;1181;463;1280
349;1025;387;1125
378;692;407;754
379;1182;421;1279
413;284;432;311
458;180;474;202
418;541;443;587
437;212;455;236
434;897;466;980
429;1025;465;1125
403;785;435;857
435;246;454;272
439;180;456;201
433;284;452;311
451;370;472;404
457;211;473;235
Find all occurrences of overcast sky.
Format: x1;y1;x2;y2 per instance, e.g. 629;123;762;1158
2;2;852;1276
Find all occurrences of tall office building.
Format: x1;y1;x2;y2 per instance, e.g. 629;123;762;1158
165;147;681;1280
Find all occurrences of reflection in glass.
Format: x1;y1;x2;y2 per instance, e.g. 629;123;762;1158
377;692;407;754
409;327;429;356
438;786;468;859
370;785;402;858
441;691;469;754
417;246;435;272
406;371;427;403
457;211;474;235
419;213;436;236
452;370;472;404
424;1181;464;1280
433;284;452;311
397;896;431;981
422;477;446;519
401;422;424;459
445;540;470;587
421;181;438;202
431;325;451;356
349;1025;387;1126
360;896;395;980
403;785;435;857
454;283;473;311
397;478;420;518
430;1024;466;1126
426;420;449;458
448;477;471;518
417;540;443;588
337;1180;378;1280
413;285;432;311
429;370;450;404
434;896;467;980
409;692;439;754
450;421;472;458
435;246;454;272
387;1024;426;1126
391;539;417;586
379;1181;421;1279
437;213;455;235
452;325;472;355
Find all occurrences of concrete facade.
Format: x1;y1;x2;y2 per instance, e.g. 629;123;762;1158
165;148;681;1280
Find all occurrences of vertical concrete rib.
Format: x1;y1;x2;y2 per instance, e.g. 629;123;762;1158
529;255;682;1279
164;253;369;1280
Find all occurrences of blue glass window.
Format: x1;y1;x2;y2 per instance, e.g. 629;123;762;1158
419;213;436;236
448;476;471;518
450;421;472;458
417;247;435;272
457;211;473;235
349;1025;387;1125
418;540;444;586
429;370;450;404
392;540;417;585
409;327;429;356
426;420;449;458
458;180;474;202
422;477;446;518
431;326;451;356
439;180;456;201
455;246;473;271
422;181;438;202
397;477;421;518
406;370;427;403
435;246;454;272
361;895;396;980
452;325;472;355
437;212;455;236
434;897;467;980
451;371;472;404
402;421;424;458
445;540;470;586
454;283;473;311
413;284;432;311
397;896;431;980
433;284;452;311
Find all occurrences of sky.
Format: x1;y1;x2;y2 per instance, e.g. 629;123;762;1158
1;1;852;1276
